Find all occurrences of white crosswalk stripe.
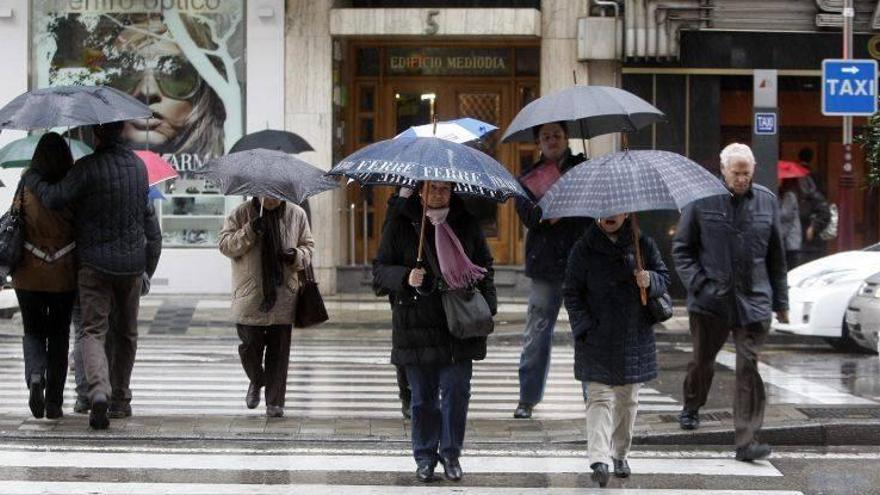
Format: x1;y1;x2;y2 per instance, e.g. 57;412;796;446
0;338;681;419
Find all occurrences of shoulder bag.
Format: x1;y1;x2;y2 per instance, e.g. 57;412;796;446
0;182;27;279
294;263;329;328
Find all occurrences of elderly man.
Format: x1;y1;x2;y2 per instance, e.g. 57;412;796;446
672;143;789;462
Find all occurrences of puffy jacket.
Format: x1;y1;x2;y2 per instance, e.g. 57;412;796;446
564;222;669;385
672;184;788;326
373;195;497;366
23;141;155;276
515;149;591;282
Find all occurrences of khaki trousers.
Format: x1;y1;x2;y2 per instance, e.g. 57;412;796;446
585;381;641;467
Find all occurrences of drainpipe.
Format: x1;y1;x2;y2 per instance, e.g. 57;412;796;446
592;0;620;17
625;0;636;58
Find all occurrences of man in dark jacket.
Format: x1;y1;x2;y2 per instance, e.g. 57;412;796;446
795;148;832;265
513;122;590;419
672;143;789;462
23;121;157;430
373;185;496;483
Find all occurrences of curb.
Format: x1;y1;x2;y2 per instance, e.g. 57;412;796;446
630;420;880;447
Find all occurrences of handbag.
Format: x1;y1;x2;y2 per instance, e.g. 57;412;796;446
0;182;27;279
421;233;494;339
293;263;329;328
647;291;674;323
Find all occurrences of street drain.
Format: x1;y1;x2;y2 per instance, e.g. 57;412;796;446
659;411;733;423
797;407;880;419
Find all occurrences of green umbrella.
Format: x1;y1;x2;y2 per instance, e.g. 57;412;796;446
0;135;93;168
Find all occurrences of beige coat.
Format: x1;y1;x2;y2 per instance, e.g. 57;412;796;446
219;201;314;326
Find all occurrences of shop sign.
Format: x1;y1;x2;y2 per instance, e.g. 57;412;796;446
387;48;512;76
754;112;777;135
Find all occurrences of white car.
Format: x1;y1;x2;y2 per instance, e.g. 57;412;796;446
773;243;880;352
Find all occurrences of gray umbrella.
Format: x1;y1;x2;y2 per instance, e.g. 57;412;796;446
538;150;729;219
0;85;152;131
202;149;337;205
501;86;664;142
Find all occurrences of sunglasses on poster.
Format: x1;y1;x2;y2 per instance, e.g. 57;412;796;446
106;54;202;101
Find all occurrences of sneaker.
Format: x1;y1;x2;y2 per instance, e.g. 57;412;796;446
736;442;772;462
679;408;700;430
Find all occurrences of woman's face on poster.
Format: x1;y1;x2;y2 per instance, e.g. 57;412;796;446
111;25;199;147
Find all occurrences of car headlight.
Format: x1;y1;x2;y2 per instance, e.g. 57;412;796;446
796;270;856;288
858;281;880;298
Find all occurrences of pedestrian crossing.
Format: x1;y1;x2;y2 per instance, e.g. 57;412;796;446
0;337;680;419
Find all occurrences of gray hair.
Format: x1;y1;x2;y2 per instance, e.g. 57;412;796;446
719;143;756;169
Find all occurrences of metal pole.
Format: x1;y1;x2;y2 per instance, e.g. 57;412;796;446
362;200;369;265
348;203;356;266
838;0;856;251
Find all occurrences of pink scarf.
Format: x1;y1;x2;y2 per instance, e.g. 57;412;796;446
425;208;487;289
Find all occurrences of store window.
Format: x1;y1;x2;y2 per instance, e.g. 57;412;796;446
30;0;246;247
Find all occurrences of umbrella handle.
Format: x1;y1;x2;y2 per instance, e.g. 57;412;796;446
631;213;648;306
416;181;430;264
260;198;265;218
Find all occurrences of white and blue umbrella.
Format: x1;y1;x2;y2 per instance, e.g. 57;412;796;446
538;150;729;219
396;118;498;144
327;136;526;203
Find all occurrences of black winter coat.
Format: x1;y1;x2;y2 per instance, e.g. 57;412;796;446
23;141;155;276
563;222;670;386
515;149;591;282
672;184;788;326
373;195;497;366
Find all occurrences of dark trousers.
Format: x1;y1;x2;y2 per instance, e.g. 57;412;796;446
16;289;75;407
237;324;292;407
406;361;473;465
785;250;800;271
683;312;769;448
396;365;411;401
78;267;140;404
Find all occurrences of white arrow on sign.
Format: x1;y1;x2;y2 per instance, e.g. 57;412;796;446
842;66;860;74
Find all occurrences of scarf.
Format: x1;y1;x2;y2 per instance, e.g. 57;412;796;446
254;198;286;313
425;207;486;290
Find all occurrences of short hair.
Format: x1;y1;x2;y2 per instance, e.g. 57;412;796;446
532;121;569;140
719;143;755;168
798;147;814;164
92;121;125;142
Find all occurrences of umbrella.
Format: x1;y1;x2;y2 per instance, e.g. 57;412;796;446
229;129;313;154
134;150;179;186
538;150;729;304
501;85;664;143
0;85;152;131
327;136;526;203
201;149;337;205
778;160;810;180
0;135;92;168
148;186;166;201
396;118;498;144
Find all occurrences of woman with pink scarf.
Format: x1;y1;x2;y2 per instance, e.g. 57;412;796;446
373;181;497;483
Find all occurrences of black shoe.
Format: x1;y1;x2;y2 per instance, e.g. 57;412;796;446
246;382;261;409
89;393;109;430
401;397;411;419
108;403;132;419
612;457;631;478
679;408;700;430
513;402;534;419
28;376;45;419
416;461;435;482
736;442;772;462
440;457;463;481
590;462;610;488
45;403;63;420
266;405;284;418
73;398;90;414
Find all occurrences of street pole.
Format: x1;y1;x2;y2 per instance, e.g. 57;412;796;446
838;0;856;251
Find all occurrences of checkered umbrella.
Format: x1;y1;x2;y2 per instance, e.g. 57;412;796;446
538;150;729;219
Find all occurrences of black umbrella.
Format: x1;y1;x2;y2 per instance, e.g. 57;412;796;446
0;85;151;130
202;149;337;205
229;129;314;154
501;85;664;143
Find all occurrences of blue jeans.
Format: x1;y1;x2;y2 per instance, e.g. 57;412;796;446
518;278;564;405
405;361;473;465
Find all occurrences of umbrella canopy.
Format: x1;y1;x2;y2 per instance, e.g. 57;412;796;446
538;150;729;219
501;86;665;143
396;118;498;144
133;150;179;186
327;136;526;202
148;186;166;201
0;85;152;131
0;135;92;168
201;149;337;205
778;160;810;180
229;129;313;154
